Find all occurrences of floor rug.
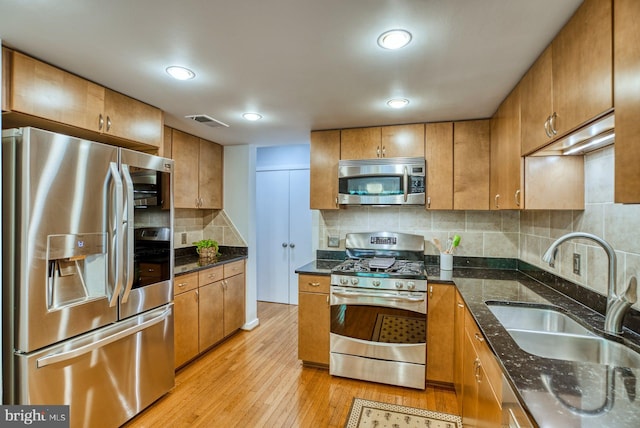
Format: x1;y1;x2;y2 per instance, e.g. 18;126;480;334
344;398;462;428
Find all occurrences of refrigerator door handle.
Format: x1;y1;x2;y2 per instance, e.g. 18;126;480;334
121;164;135;303
36;307;172;368
109;162;124;307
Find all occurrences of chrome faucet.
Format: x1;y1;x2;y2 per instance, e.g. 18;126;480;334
542;232;637;334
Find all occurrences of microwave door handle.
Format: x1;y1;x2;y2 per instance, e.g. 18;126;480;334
403;166;409;202
108;162;124;307
120;164;135;303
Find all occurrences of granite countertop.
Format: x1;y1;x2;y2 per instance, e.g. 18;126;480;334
175;246;248;276
295;259;640;427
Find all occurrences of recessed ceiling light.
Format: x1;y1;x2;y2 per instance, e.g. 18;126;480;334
166;66;196;80
387;98;410;109
242;112;263;121
377;29;412;50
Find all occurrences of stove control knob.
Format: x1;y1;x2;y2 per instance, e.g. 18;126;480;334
372;280;381;287
407;281;416;290
351;278;359;285
340;278;349;285
395;281;404;289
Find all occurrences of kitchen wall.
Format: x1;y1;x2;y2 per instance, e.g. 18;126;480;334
170;209;246;249
316;145;640;309
521;146;640;309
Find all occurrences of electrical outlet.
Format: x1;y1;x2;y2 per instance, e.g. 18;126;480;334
328;236;340;248
573;253;581;275
181;232;187;245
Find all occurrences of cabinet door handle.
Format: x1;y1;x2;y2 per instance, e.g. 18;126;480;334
282;242;288;248
195;290;199;301
544;116;552;138
98;114;104;131
494;194;500;209
515;189;521;207
382;146;386;157
335;196;339;207
428;285;433;298
474;358;482;383
376;146;381;157
106;115;112;132
474;332;485;342
308;282;320;287
550;112;558;135
427;196;431;209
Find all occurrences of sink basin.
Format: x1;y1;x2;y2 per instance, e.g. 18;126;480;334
508;329;640;368
488;304;594;336
487;303;640;368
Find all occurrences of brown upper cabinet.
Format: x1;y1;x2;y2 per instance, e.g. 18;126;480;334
425;122;454;210
310;130;340;210
614;0;640;203
453;120;491;210
490;87;522;210
5;50;163;148
340;124;424;159
170;128;223;209
520;0;612;155
2;47;11;112
491;84;584;210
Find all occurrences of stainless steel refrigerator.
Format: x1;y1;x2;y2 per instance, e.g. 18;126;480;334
2;127;175;427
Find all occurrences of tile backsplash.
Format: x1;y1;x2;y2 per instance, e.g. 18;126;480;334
317;146;640;308
174;209;247;248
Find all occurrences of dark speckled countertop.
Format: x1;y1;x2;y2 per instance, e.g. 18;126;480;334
175;246;248;275
295;257;640;427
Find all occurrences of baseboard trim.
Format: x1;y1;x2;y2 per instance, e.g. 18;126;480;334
242;318;260;331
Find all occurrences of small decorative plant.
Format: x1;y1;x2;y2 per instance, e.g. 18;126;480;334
193;239;219;259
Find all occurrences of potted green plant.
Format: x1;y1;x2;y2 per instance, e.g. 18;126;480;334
193;239;220;260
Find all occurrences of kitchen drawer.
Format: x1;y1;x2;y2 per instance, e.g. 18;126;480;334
465;310;502;400
139;262;163;278
199;265;224;286
298;274;330;294
174;272;198;296
223;260;245;278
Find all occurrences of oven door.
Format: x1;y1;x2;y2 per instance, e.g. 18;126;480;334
330;286;427;388
330;286;426;362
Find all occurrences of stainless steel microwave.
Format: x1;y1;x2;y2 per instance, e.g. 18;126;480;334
338;157;426;205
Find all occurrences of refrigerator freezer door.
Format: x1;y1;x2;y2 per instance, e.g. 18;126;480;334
3;128;120;353
119;148;174;319
15;304;175;428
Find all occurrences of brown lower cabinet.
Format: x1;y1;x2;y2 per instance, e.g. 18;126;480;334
174;260;246;369
460;301;502;428
426;283;455;384
297;274;330;366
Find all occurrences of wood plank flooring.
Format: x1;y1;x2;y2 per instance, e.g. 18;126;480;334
125;301;458;427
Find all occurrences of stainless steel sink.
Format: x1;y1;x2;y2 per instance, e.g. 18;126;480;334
487;303;640;368
488;304;594;336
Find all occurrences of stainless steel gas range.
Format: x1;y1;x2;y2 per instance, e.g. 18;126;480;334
329;232;427;389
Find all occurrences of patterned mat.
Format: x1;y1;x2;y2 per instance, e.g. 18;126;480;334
371;314;426;344
344;398;462;428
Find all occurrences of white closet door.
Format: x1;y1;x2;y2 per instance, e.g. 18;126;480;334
256;170;290;303
287;169;313;305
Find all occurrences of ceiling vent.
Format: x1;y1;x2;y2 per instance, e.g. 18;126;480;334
185;114;229;128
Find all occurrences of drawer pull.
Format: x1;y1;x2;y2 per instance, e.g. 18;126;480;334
178;282;188;287
308;282;320;287
457;302;464;308
474;332;485;342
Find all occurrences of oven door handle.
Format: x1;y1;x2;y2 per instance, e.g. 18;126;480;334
332;290;425;302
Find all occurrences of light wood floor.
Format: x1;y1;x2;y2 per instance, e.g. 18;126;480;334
125;301;458;427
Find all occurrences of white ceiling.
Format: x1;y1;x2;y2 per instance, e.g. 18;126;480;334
0;0;583;147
